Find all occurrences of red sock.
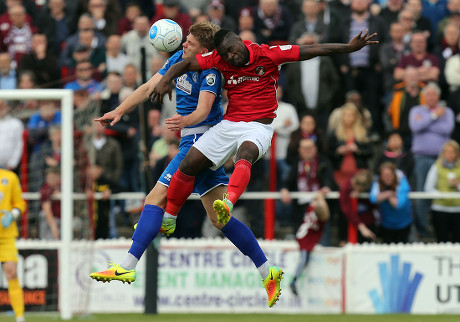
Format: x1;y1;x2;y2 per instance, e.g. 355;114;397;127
227;159;252;205
166;170;195;216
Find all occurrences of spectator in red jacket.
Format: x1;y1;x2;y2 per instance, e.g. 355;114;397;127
339;169;377;245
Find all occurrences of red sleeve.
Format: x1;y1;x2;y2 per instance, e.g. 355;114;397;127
196;51;219;70
339;182;362;227
264;44;300;65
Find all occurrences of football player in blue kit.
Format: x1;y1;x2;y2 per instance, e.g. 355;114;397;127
90;21;279;306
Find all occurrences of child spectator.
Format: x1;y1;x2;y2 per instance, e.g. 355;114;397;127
339;169;377;244
39;167;61;240
289;192;330;296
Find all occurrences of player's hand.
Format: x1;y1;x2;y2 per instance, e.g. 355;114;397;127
358;223;377;241
151;80;172;104
347;29;378;53
165;114;186;131
280;188;291;204
1;210;14;228
94;110;123;126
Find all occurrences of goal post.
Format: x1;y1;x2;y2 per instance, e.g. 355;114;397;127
0;89;74;320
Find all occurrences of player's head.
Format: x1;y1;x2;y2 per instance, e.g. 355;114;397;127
214;28;249;68
182;21;220;59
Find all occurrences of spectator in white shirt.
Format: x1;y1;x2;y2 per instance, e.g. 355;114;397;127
104;34;129;74
0;100;24;171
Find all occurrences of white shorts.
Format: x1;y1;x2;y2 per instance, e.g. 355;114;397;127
193;119;274;170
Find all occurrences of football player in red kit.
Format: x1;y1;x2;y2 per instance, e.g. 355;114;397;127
151;28;378;307
290;191;330;296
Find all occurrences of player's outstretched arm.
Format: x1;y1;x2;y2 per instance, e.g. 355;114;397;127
95;73;163;126
151;56;202;104
298;29;378;61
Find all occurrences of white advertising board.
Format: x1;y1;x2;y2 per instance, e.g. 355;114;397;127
345;244;460;314
157;240;343;313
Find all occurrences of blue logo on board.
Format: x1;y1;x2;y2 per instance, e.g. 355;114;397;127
368;254;423;313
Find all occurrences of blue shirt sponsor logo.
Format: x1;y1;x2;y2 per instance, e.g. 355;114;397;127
159;50;223;128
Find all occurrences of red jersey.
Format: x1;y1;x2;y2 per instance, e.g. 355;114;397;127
296;205;325;251
196;41;299;122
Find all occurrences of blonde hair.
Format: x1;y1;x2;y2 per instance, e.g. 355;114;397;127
436;140;460;164
189;21;220;51
336;103;368;142
351;169;373;192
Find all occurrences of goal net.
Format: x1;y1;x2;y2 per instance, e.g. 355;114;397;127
0;89;94;319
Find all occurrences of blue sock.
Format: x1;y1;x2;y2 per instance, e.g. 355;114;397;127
129;204;163;259
221;217;267;267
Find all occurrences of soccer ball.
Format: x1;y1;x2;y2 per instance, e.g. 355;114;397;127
149;19;183;52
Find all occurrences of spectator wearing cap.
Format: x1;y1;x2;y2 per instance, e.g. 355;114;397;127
238;7;255;33
207;0;237;32
36;0;74;57
252;0;293;45
18;33;61;88
289;0;328;45
151;0;192;41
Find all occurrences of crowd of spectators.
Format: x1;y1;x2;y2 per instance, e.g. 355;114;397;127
0;0;459;244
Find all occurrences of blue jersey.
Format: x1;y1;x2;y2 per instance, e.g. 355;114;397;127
159;50;223;128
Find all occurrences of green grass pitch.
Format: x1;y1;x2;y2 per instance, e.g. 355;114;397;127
3;314;460;322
